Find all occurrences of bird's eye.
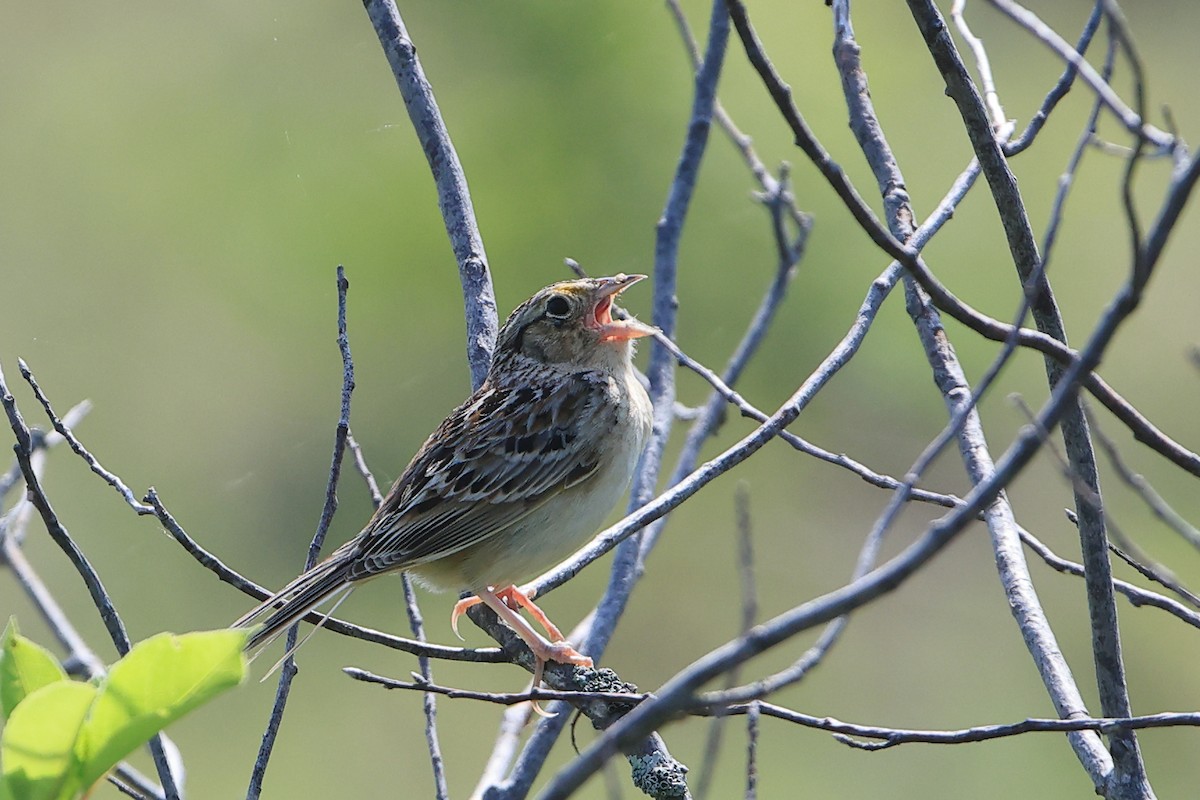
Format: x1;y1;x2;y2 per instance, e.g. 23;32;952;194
545;295;571;319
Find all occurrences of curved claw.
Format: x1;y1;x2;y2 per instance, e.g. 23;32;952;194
528;643;593;717
450;596;482;641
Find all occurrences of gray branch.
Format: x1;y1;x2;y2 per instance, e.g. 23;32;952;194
835;1;1115;787
363;0;497;387
905;2;1152;793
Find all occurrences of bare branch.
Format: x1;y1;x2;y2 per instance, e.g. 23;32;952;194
664;0;809;231
732;704;1200;751
109;764;167;800
1;402;106;677
362;0;497;387
0;363;183;799
694;485;757;800
345;667;646;708
401;573;450;800
465;603;690;800
14;364;152;514
1106;540;1200;611
1088;408;1200;552
1006;2;1105;154
352;422;450;796
834;3;1116;787
346;430;385;506
1040;35;1117;275
1019;527;1200;629
984;0;1176;156
248;267;357;798
142;489;502;662
950;0;1008;130
905;3;1172;792
724;0;1200;478
635;187;809;567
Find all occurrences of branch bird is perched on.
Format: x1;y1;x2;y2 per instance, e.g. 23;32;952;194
235;274;655;687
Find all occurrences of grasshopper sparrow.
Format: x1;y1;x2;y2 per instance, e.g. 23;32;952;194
236;274;654;686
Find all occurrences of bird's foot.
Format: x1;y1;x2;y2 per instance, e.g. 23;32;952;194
460;586;592;717
450;584;565;642
528;640;593;717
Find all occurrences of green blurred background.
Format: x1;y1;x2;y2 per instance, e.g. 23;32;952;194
3;1;1199;797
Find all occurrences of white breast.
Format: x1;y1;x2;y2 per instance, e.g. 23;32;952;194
449;363;652;590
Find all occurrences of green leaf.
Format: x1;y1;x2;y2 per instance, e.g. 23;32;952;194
72;629;247;790
0;681;94;800
0;619;68;720
0;628;246;800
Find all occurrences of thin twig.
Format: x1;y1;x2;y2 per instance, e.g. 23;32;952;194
487;7;733;797
723;0;1200;478
346;430;384;505
1;540;108;679
109;764;168;800
744;700;760;800
634;170;810;569
663;0;809;232
1019;527;1200;628
349;420;450;796
1;401;89;503
1039;34;1117;279
906;2;1154;791
16;360;152;514
835;11;1110;785
1108;7;1148;280
0;402;107;678
695;485;757;799
984;0;1175;155
723;703;1200;750
1106;539;1200;610
402;574;451;800
1014;393;1200;611
107;776;152;800
1006;2;1104;154
345;667;647;707
142;489;502;662
247;267;355;798
0;363;182;799
1087;407;1200;552
950;0;1008;129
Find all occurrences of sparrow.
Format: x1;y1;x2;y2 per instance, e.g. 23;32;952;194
235;274;655;690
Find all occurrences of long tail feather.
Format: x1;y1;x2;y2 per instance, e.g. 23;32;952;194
259;586;354;679
235;555;355;653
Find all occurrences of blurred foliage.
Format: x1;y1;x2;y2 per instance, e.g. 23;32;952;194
2;0;1199;797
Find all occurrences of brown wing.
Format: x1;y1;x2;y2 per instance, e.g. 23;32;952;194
344;369;615;581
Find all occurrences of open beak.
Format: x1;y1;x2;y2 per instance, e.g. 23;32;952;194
591;274;657;342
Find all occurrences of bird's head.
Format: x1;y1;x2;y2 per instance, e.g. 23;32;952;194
494;274;657;369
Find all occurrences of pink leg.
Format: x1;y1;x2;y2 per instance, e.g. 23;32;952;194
495;585;566;642
456;586;592;715
451;583;567;642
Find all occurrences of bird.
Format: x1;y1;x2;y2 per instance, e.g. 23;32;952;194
234;273;655;690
